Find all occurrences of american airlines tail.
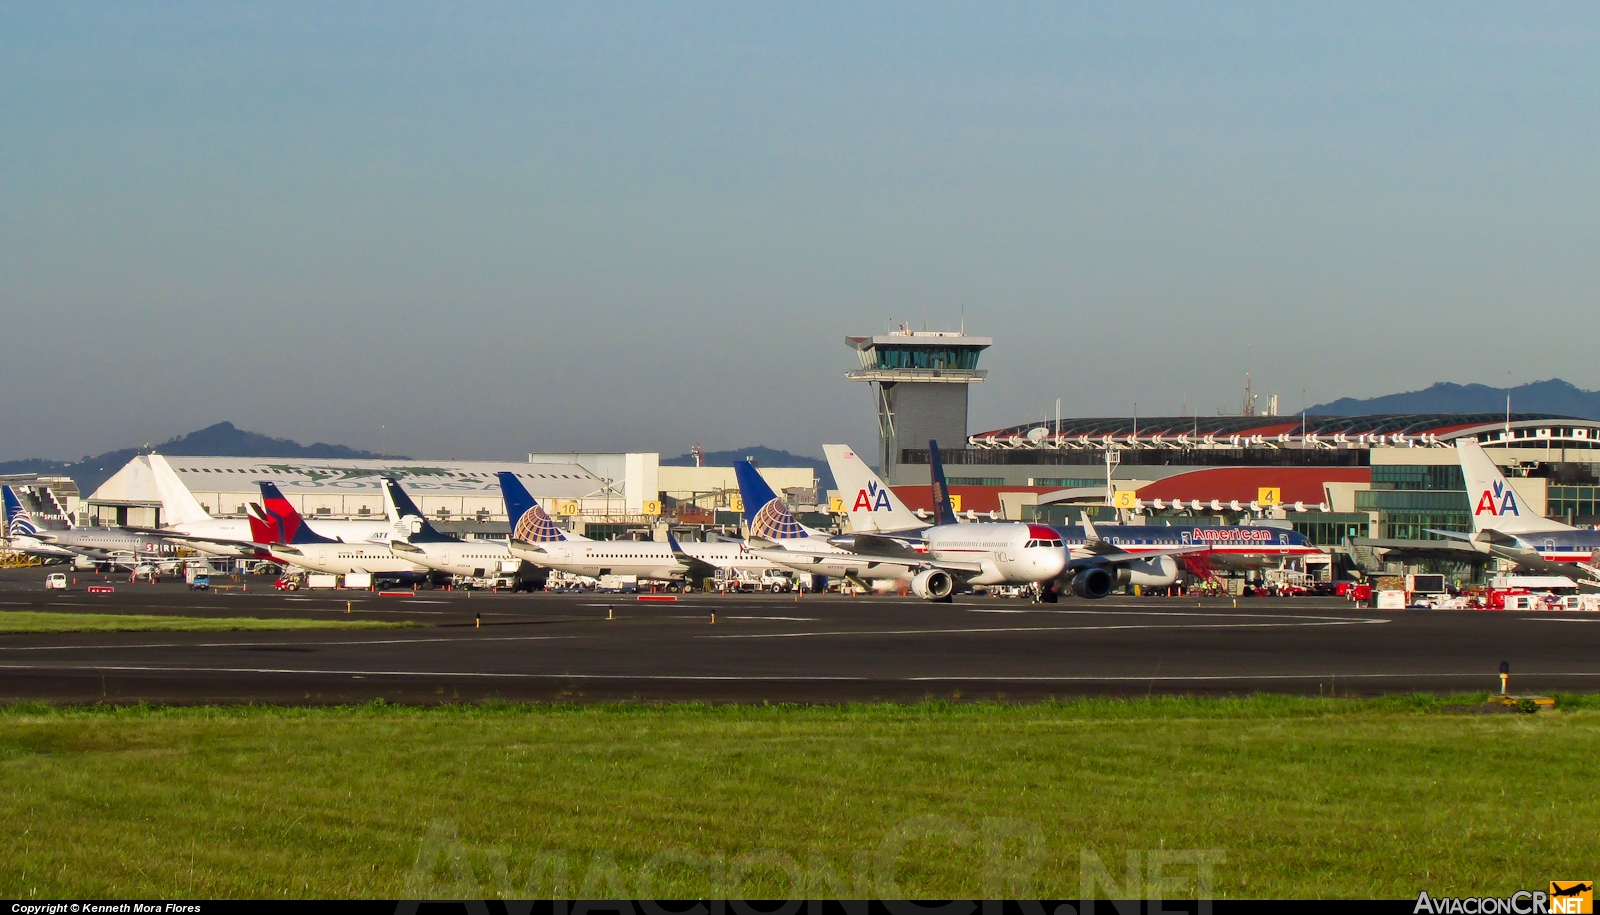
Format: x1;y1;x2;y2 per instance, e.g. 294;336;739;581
497;472;587;543
1457;438;1571;535
734;460;824;542
380;478;456;544
147;453;214;527
822;444;928;534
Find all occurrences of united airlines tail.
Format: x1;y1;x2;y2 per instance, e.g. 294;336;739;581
734;460;822;542
822;444;928;534
257;482;336;544
928;440;959;526
497;472;585;543
3;486;39;538
147;454;214;527
380;478;457;543
1457;438;1571;535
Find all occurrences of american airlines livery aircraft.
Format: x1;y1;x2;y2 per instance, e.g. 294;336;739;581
499;471;775;587
822;442;1069;600
379;478;523;580
732;460;915;590
1429;439;1600;582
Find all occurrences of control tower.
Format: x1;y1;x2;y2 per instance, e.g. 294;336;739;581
846;326;991;483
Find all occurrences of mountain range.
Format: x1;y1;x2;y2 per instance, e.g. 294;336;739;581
1307;379;1600;420
0;422;396;497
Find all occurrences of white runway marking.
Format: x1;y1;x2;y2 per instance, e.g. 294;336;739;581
0;634;582;652
1;663;1597;682
701;618;1389;640
723;616;820;622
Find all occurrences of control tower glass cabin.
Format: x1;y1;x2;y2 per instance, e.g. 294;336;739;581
846;328;991;483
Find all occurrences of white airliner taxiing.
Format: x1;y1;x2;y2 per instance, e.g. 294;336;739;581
822;442;1068;600
499;472;774;588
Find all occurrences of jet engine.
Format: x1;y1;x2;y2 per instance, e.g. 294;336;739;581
1114;554;1180;588
1070;566;1115;599
911;568;955;601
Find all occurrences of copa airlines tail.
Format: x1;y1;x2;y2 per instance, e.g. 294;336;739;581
822;444;928;534
497;472;588;543
3;486;38;538
927;440;959;526
1457;439;1571;535
380;478;457;544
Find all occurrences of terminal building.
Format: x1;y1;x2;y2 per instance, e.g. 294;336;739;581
848;326;1600;577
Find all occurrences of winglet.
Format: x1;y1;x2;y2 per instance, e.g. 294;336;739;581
1080;511;1101;543
928;440;958;526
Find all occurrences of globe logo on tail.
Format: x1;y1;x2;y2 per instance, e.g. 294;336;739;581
513;502;567;543
750;499;806;540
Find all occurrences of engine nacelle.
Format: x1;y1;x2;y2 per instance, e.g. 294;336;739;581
1070;566;1115;599
911;568;955;601
1114;554;1180;588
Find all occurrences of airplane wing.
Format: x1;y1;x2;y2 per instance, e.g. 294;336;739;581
666;531;723;578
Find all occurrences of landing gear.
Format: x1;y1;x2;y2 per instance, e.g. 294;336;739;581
1039;581;1060;604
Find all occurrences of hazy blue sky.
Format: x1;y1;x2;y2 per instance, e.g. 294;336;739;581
3;3;1598;461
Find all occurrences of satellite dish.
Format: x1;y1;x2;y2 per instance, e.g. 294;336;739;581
1209;500;1223;511
1294;501;1307;513
1249;501;1261;511
1229;500;1243;512
1026;427;1049;444
1190;499;1203;511
1152;499;1166;510
1318;502;1331;512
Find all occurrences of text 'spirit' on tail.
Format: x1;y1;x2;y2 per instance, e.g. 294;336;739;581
497;472;567;543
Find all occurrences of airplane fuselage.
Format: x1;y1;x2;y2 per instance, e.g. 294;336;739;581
509;540;778;581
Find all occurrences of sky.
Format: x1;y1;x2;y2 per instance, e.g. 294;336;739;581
3;2;1598;462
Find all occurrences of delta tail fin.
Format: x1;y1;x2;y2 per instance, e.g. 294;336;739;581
822;444;929;534
380;478;457;543
257;482;337;544
497;472;585;543
734;460;818;541
1457;438;1571;535
148;453;214;527
928;440;959;526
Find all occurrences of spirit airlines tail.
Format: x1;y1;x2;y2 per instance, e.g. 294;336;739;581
734;461;913;589
821;442;1066;600
499;471;774;586
381;478;522;580
1446;438;1600;577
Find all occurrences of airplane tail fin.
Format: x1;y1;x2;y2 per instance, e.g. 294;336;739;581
147;454;213;527
3;486;39;538
735;460;814;541
822;444;928;534
246;503;280;544
497;472;575;543
380;478;456;543
1456;438;1571;535
257;482;336;544
928;440;959;526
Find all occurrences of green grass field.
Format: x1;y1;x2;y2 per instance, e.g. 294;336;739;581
2;697;1597;899
0;611;417;632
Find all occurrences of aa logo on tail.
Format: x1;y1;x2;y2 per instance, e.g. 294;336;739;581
852;481;893;512
1475;480;1520;517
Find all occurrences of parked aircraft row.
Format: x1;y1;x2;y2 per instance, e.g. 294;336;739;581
3;442;1358;600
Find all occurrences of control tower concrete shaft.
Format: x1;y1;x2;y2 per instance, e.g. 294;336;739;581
846;326;991;483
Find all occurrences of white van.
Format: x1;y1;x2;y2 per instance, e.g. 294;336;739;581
44;573;67;590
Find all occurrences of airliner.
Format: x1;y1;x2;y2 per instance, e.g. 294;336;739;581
1428;439;1600;582
822;442;1069;600
3;487;89;562
499;472;776;587
378;478;523;580
1040;516;1323;598
732;461;915;590
258;486;429;579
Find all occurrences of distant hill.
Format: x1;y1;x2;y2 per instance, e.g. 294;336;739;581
0;422;398;497
663;446;834;492
1308;379;1600;420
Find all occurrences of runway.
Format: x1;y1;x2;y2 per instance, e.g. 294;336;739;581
1;570;1596;702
